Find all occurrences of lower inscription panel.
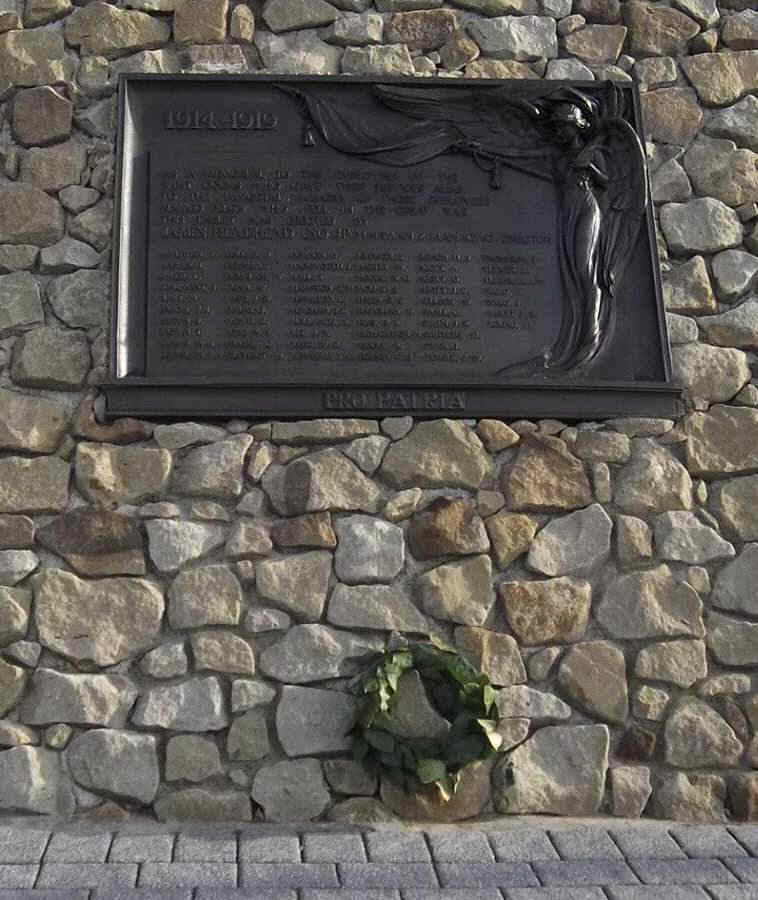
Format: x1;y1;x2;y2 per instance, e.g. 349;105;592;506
106;75;681;419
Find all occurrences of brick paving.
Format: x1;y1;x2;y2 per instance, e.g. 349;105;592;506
0;821;755;898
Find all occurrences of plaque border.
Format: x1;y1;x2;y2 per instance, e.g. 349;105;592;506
104;73;682;420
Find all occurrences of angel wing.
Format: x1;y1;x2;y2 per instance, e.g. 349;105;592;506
596;116;649;298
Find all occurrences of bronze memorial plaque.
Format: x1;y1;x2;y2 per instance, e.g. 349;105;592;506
104;74;681;419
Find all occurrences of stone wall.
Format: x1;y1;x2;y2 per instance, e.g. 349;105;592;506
0;0;757;824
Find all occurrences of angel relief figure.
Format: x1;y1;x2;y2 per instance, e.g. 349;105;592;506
278;82;648;376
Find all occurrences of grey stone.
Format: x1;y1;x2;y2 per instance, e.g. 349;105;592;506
711;251;758;301
654;510;735;563
19;141;87;193
19;669;137;727
665;698;743;767
0;747;74;815
653;773;726;823
256;550;331;621
153;422;227;449
34;568;162;665
146;520;226;573
342;43;414;76
546;58;594;79
323;759;376;795
635;639;707;688
439;29;480;69
527;503;612;576
380;419;491;490
109;47;180;76
132;677;228;731
612;766;652;817
282;450;381;514
673;343;750;403
0;388;67;454
683;137;758;208
501;576;591;644
252;758;330;821
454;626;525;687
230;4;255;40
173;0;227;42
0;456;69;515
663;256;716;315
712;546;758;614
231;679;276;712
651;160;692;204
262;0;338;32
140;641;188;679
76;443;171;507
666;313;698;344
66;729;159;805
154;788;251;822
722;9;758;49
0;515;34;550
598;565;703;639
335;515;404;583
172;435;252;499
494;724;609;814
495;685;572;722
661;199;744;255
12;86;72;147
11;326;89;391
276;685;357;756
0;28;72;83
0;245;38;274
168;565;242;628
699;673;751;696
708;611;758;665
259;624;382;683
46;269;108;330
377;670;450;740
573;431;630;463
255;30;342;74
614;438;692;517
417;554;494;626
384;488;424;522
243;607;291;633
59;186;100;214
0;183;65;247
65;1;171;56
0;586;30;647
673;0;718;26
68;199;113;251
557;640;628;724
705;94;758;152
685;405;758;477
328;583;431;632
39;238;99;274
74;97;115;140
228;709;270;761
710;476;758;540
165;734;222;782
342;434;390;473
468;15;557;61
699;299;758;350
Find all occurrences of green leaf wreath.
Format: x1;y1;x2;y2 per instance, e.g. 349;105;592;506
351;641;503;801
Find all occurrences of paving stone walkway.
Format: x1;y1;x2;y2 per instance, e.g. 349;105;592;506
0;820;756;899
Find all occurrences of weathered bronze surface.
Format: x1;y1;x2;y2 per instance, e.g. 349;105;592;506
105;75;681;419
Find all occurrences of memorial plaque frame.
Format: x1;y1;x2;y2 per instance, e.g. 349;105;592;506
104;74;682;420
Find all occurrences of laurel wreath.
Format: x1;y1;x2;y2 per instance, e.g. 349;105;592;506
351;641;503;801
